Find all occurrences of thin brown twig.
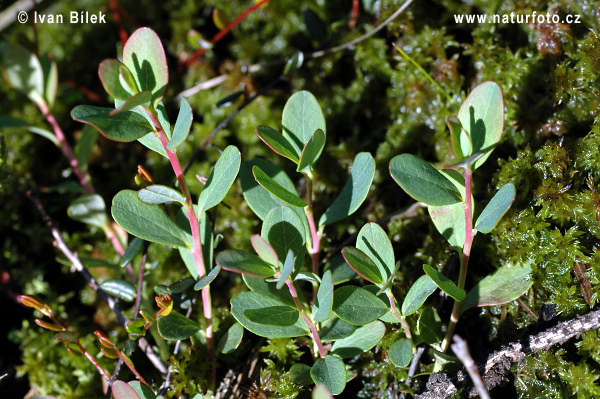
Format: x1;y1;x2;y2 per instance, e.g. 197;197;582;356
27;191;168;376
451;336;490;399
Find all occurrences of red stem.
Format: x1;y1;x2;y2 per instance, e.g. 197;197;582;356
146;109;216;388
349;0;359;29
442;167;473;352
108;0;129;45
286;280;326;358
183;0;271;68
386;291;411;339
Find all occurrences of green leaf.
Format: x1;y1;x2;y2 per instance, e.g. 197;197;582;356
310;355;346;395
239;159;309;239
122;27;169;106
390;154;462;206
242;274;295;307
401;275;437;316
110;91;152;115
277;250;295;289
256;125;299;163
101;279;136;302
194;266;221;290
167;97;193;150
217;323;244;354
244;305;299;326
389;339;412;368
446;115;472;160
427;170;469;249
197;145;241;214
75;125;98;172
423;264;465;302
319;152;375;226
261;206;306;271
128;381;155;399
67;194;108;229
157;312;201;340
324;254;358;285
168;277;195;294
290;363;313;386
39;54;58;108
320;318;356;341
98;59;132;101
456;81;504;170
138;185;185;205
2;43;44;100
341;247;383;285
112;380;141;399
312;270;333;322
251;234;279;267
356;223;394;285
331;320;385;359
416;307;443;345
297;128;326;173
461;264;533;314
112;190;190;248
119;64;139;95
474;183;516;234
216;249;276;277
71;105;152;142
282;91;326;155
231;291;309;338
252;165;307;208
120;237;144;268
332;285;388;326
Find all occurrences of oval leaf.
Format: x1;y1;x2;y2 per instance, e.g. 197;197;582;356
197;145;241;214
122;27;169;105
112;380;141;399
251;234;279;267
157;312;201;340
167;97;193;150
428;169;469;249
67;194;107;229
457;81;504;170
319;152;375;226
120;237;144;268
231;291;309;338
332;285;388;326
310;355;346;395
216;249;276;278
98;59;131;101
71;105;152;142
193;265;221;291
277;249;295;289
112;190;190;248
282;91;326;155
461;264;533;314
474;182;516;234
341;247;383;285
2;43;44;99
417;307;443;345
256;125;299;163
389;339;412;368
244;305;299;326
217;323;244;354
390;153;462;206
356;223;394;284
261;206;306;270
138;185;186;205
253;165;307;208
331;320;385;359
290;363;313;386
401;274;437;316
320;318;357;341
297;128;326;173
128;381;155;399
423;264;465;302
101;279;136;302
110;91;152;115
312;269;333;322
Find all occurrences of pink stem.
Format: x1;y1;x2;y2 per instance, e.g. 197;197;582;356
286;280;326;358
305;179;320;275
146;110;215;387
387;291;411;339
442;167;473;352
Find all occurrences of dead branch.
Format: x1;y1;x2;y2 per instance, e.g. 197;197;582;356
416;308;600;399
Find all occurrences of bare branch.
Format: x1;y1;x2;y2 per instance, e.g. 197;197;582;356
451;336;490;399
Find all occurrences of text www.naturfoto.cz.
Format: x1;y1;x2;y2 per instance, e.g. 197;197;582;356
454;12;581;24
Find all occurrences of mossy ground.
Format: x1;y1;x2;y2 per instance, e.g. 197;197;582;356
2;0;600;397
